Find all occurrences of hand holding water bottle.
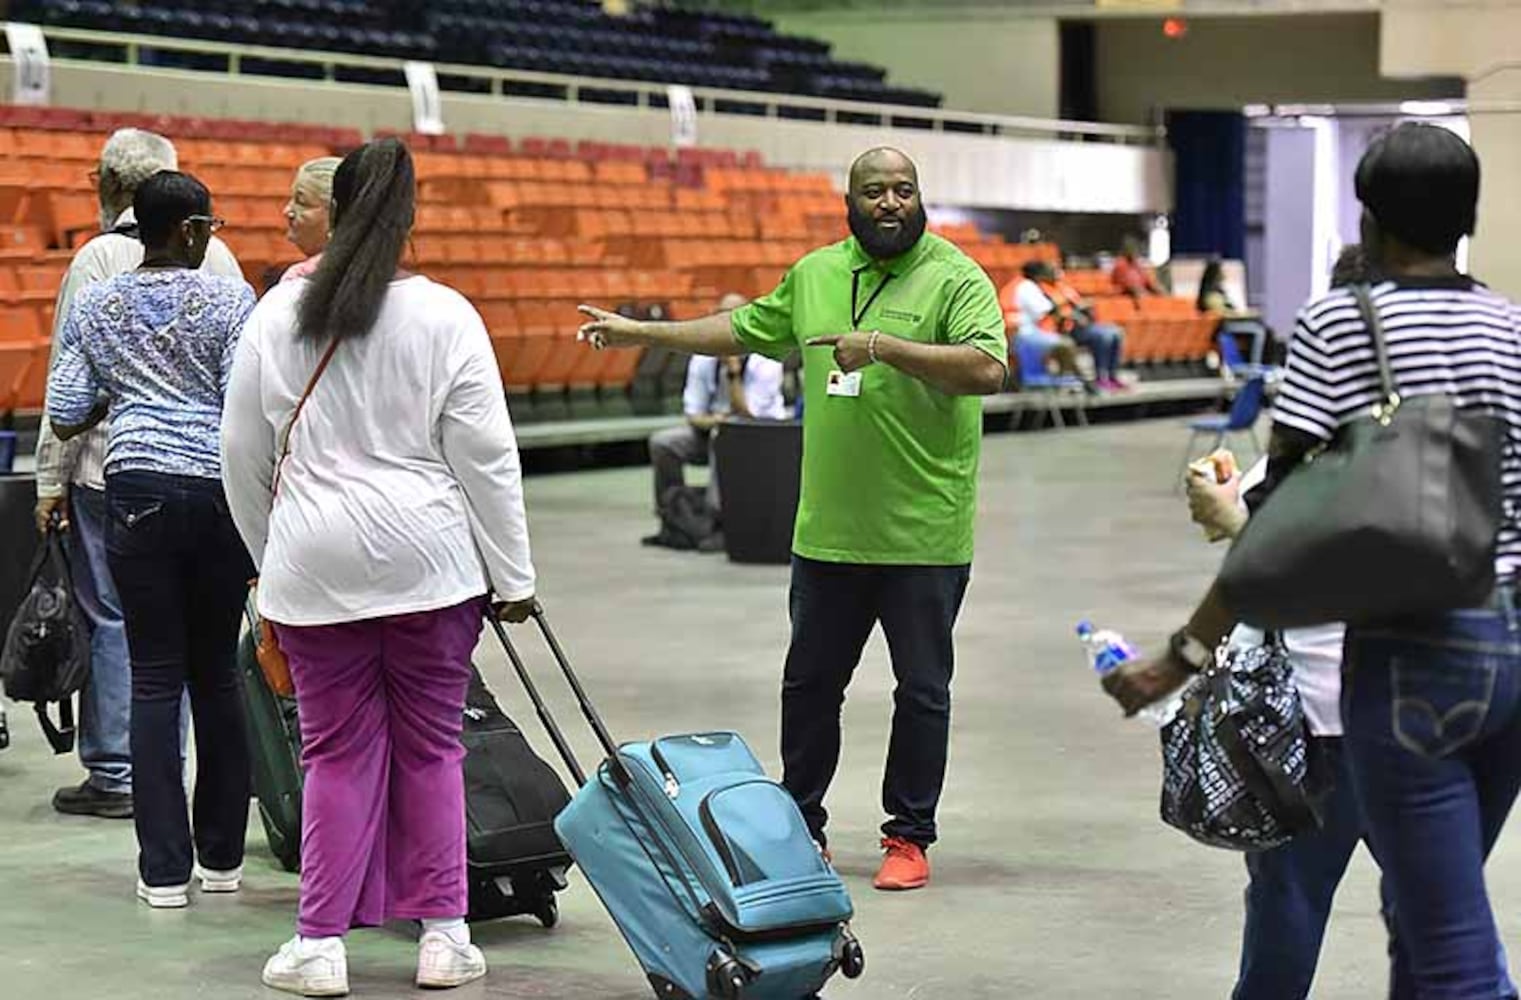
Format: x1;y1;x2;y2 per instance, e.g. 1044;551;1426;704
1082;621;1191;726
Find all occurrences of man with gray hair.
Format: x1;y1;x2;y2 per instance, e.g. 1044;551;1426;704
32;128;243;819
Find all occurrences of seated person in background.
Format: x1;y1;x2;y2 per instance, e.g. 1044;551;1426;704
1040;263;1126;391
1196;257;1238;315
645;292;786;548
1001;261;1094;394
1111;238;1164;303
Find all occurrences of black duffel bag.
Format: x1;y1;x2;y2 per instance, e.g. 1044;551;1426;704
1;524;91;753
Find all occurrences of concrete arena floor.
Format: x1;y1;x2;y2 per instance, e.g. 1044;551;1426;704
3;416;1518;999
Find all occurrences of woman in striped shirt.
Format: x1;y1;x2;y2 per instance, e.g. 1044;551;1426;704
1109;123;1521;997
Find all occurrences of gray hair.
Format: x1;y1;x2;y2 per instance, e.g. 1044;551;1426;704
293;156;342;201
98;129;178;192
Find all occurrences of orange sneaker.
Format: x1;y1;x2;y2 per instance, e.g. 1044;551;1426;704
872;837;929;891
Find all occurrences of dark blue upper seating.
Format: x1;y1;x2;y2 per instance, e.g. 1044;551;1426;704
18;0;940;108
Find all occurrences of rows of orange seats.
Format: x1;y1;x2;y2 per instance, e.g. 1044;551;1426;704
431;267;694;303
1087;297;1216;364
0;109;1094;404
413;153;652;185
1122;316;1218;364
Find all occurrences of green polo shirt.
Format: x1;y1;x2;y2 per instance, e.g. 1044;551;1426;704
730;233;1006;566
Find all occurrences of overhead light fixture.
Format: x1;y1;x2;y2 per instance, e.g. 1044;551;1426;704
1399;100;1456;117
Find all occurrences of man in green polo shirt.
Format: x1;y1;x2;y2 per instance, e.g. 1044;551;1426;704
578;147;1006;891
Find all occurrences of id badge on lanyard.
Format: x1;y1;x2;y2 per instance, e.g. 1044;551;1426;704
828;268;893;400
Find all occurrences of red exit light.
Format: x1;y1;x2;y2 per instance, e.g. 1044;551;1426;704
1163;17;1189;39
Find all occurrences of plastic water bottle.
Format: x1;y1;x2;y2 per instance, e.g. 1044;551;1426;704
1078;620;1186;727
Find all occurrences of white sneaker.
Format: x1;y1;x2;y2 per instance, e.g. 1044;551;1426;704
136;879;189;909
416;930;487;989
262;936;349;997
197;864;242;893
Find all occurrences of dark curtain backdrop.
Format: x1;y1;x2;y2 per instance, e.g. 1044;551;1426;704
1167;110;1246;260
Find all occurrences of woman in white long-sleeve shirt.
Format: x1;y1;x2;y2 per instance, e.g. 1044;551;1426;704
220;138;535;998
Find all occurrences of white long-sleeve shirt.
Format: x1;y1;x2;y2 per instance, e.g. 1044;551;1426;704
681;354;787;420
34;206;243;498
221;275;535;627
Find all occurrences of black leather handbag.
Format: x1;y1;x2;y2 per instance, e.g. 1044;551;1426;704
1160;636;1320;852
0;525;91;753
1218;285;1505;629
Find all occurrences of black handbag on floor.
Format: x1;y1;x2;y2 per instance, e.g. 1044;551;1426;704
0;525;91;754
1160;636;1320;852
1218;284;1506;628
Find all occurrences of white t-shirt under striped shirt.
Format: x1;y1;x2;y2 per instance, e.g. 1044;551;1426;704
1274;276;1521;578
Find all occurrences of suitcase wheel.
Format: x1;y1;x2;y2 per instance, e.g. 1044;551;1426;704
705;951;748;1000
533;894;559;929
840;937;865;980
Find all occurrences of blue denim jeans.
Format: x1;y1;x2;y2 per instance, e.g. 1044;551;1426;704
1346;589;1521;999
67;485;132;794
1071;322;1124;380
1234;739;1364;1000
106;471;253;886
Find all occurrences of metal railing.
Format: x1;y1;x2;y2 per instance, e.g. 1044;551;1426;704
17;24;1162;146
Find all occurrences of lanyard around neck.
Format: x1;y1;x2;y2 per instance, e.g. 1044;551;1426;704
851;267;894;330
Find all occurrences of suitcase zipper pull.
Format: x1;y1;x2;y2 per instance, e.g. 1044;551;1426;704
650;743;681;799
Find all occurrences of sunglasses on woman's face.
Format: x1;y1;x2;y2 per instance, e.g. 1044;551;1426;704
186;214;226;233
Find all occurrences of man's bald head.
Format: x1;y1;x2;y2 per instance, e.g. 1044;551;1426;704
848;147;918;194
845;147;926;261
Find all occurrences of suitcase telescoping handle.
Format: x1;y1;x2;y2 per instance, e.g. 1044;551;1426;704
485;606;631;788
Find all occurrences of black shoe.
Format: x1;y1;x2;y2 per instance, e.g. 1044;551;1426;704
696;532;726;554
52;780;133;819
642;531;679;549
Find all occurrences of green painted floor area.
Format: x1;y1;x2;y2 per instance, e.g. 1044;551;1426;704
3;417;1516;998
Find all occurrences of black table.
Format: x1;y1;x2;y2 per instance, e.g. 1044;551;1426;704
0;474;39;639
712;418;801;565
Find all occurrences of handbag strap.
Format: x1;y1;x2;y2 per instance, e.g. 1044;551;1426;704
271;337;341;499
35;698;75;755
1214;711;1318;833
1349;283;1401;422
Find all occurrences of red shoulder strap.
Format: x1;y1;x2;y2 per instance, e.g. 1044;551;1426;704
271;337;340;499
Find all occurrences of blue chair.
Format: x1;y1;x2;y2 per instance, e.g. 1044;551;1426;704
1014;336;1089;430
1216;325;1278;381
1179;374;1267;484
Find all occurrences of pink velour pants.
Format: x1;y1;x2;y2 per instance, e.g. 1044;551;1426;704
275;597;484;938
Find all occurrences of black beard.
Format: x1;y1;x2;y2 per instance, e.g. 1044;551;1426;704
847;203;926;261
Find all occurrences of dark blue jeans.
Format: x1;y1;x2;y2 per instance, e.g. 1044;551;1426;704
1345;590;1521;1000
779;556;970;848
1234;739;1516;1000
106;471;254;886
1235;739;1365;1000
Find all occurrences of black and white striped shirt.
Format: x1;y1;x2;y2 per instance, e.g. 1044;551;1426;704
1274;276;1521;578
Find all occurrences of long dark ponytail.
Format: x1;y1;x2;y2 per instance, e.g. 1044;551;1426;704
297;137;415;342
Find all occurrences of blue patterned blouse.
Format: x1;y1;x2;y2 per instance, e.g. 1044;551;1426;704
48;268;256;481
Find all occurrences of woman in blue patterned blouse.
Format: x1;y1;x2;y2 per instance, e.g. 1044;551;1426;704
48;171;259;910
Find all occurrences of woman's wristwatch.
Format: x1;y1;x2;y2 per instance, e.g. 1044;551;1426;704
1168;628;1213;674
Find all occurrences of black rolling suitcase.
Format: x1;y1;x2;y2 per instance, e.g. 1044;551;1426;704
236;608;575;926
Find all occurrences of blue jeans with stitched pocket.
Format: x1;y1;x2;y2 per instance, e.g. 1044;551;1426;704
1345;587;1521;999
106;470;253;887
